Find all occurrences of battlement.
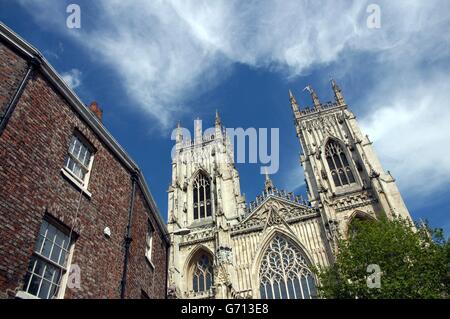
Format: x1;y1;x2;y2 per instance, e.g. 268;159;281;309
244;186;311;216
180;132;221;148
175;112;229;150
290;79;347;119
299;100;342;116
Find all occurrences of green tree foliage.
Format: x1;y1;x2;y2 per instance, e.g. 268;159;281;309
315;217;449;298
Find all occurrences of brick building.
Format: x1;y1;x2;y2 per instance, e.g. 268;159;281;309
0;22;169;299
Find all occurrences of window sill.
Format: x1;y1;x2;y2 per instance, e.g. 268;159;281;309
145;254;155;270
61;168;92;198
16;291;40;299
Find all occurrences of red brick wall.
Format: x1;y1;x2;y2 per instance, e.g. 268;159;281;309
125;187;168;299
0;43;28;117
0;41;167;299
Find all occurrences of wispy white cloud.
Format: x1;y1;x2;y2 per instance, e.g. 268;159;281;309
18;0;447;127
61;68;82;89
360;72;450;198
282;165;305;192
16;0;450;198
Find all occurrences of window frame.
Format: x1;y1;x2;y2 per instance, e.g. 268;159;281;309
145;219;155;268
324;139;356;188
257;235;317;299
19;217;75;299
190;253;214;293
62;131;95;193
192;172;212;221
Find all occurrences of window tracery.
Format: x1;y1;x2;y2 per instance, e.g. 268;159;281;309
325;140;355;187
193;172;212;219
259;235;316;299
192;253;213;293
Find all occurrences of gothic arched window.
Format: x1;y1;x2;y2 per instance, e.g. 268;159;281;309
192;253;214;293
193;172;212;220
259;235;316;299
325;140;355;187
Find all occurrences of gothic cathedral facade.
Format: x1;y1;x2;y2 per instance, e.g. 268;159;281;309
167;81;412;299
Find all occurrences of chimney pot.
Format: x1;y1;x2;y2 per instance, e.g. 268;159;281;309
89;101;103;122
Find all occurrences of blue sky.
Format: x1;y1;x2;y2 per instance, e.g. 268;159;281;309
1;0;449;235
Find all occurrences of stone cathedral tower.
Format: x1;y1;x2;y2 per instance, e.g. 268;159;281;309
167;113;247;298
167;80;412;300
168;112;332;300
289;80;411;243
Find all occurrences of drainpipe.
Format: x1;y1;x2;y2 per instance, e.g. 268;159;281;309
120;171;138;299
0;56;40;136
165;238;170;299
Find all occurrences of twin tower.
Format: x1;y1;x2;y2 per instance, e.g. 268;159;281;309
167;80;411;299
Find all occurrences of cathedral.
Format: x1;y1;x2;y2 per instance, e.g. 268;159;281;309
166;80;412;299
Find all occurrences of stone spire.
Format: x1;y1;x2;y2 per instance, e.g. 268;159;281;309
215;110;223;139
176;121;182;144
289;90;302;137
289;90;301;117
215;109;221;127
194;117;202;144
304;85;321;110
331;79;345;105
175;121;183;153
264;168;274;191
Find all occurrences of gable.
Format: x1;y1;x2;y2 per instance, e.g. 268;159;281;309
231;196;319;236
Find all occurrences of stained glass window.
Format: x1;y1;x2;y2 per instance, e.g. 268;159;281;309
192;254;213;292
193;172;212;220
325;140;355;187
259;235;316;299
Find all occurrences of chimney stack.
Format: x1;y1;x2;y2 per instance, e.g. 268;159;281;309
89;101;103;122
